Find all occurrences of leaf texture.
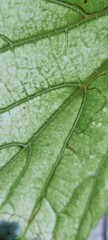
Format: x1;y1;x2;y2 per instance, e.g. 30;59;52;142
0;0;108;239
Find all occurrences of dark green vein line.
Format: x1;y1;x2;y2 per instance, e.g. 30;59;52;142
74;148;108;240
0;146;32;210
81;60;108;89
46;0;88;17
24;90;86;231
0;34;13;50
0;147;24;174
0;7;107;54
0;59;107;115
0;142;25;149
0;82;77;114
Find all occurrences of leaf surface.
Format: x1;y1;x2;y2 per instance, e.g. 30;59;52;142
0;0;108;239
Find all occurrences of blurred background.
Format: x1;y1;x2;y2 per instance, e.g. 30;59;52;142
87;213;108;240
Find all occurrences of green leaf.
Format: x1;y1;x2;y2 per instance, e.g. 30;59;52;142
0;0;108;239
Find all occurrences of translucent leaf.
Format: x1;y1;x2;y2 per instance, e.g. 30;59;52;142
0;0;108;239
